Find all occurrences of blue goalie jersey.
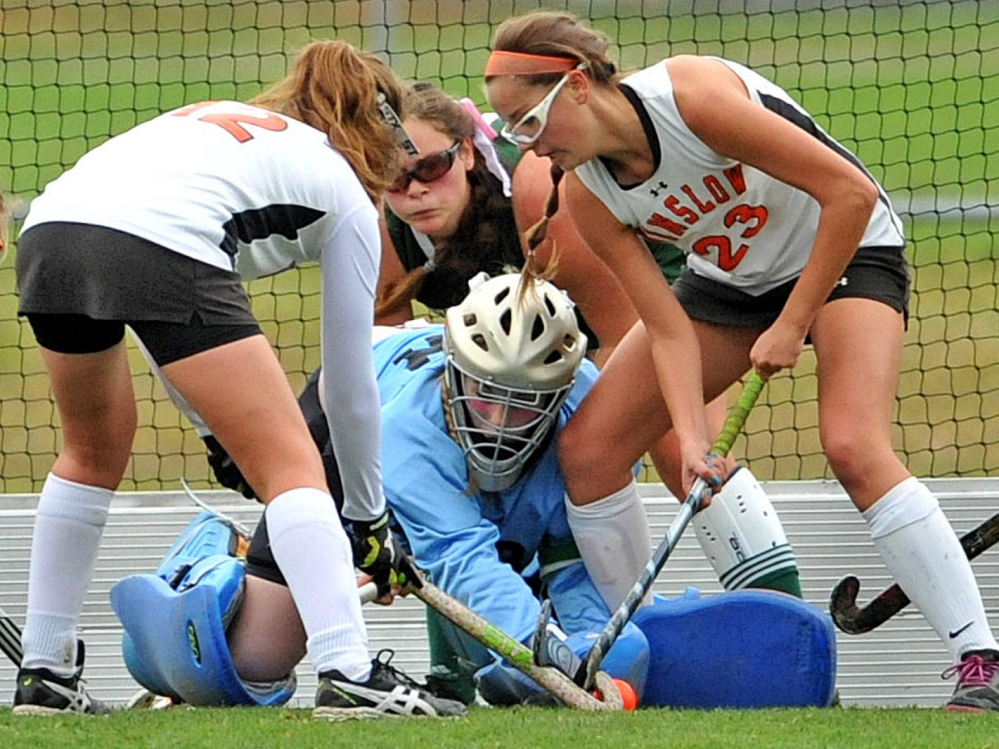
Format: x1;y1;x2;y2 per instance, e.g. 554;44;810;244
372;325;605;643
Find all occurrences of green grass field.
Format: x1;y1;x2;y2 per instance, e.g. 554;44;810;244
2;705;999;748
1;2;999;742
0;708;999;749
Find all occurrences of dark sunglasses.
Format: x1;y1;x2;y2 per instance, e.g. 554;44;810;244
388;140;462;193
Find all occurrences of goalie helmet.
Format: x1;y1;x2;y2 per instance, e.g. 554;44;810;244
443;273;587;492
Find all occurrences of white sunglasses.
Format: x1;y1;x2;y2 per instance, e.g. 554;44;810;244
500;62;589;146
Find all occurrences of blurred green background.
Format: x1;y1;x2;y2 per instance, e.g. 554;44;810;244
1;0;996;491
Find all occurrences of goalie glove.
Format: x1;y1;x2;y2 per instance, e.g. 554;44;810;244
203;436;257;501
347;511;421;597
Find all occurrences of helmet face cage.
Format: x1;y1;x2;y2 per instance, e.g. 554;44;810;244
442;273;587;492
444;358;573;492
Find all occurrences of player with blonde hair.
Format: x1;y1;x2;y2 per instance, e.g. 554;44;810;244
13;40;463;719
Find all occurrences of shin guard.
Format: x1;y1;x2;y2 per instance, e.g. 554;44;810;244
693;467;802;596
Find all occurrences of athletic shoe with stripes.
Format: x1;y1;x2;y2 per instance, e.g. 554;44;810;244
944;650;999;712
13;641;110;716
313;649;467;720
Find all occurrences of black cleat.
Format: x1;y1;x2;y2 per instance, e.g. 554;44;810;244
13;641;110;716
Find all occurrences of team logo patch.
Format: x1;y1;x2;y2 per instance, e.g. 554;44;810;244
186;620;202;664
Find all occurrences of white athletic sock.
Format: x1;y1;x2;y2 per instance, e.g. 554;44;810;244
22;473;114;674
565;480;652;611
265;488;371;681
864;477;999;661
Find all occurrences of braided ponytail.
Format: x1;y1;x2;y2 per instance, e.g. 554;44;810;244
519;162;564;298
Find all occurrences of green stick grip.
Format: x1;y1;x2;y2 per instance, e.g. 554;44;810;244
710;371;765;458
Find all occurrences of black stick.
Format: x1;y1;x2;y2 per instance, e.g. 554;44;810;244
0;606;24;667
830;512;999;635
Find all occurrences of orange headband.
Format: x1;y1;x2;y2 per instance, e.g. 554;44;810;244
485;50;578;77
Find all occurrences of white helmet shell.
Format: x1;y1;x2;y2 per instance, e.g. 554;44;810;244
444;274;587;391
443;274;587;492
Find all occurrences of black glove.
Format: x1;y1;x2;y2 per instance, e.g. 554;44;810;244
347;511;421;596
203;435;257;501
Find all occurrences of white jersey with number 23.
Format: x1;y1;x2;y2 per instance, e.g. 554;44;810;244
574;59;905;295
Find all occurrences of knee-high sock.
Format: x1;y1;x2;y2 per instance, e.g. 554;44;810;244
22;473;113;674
565;480;652;611
265;488;371;681
864;477;999;661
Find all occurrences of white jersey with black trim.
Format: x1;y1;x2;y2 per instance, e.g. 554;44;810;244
575;59;905;295
25;100;386;520
23;100;366;275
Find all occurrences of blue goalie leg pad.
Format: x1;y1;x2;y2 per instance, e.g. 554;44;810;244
110;555;296;707
155;511;243;586
634;590;836;708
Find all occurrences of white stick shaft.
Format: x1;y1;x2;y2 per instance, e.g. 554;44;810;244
358;581;379;605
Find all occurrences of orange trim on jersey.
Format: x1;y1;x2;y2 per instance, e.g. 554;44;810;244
484;50;578;77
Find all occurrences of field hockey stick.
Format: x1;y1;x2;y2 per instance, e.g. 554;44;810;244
0;604;24;667
408;566;622;711
830;511;999;635
580;371;767;691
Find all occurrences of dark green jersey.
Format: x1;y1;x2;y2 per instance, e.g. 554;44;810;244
384;203;523;312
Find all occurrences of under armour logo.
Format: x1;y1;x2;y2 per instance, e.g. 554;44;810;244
650;180;669;197
836;276;849;287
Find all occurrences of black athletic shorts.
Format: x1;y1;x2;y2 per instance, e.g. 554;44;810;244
245;517;286;586
17;222;261;365
671;245;911;328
